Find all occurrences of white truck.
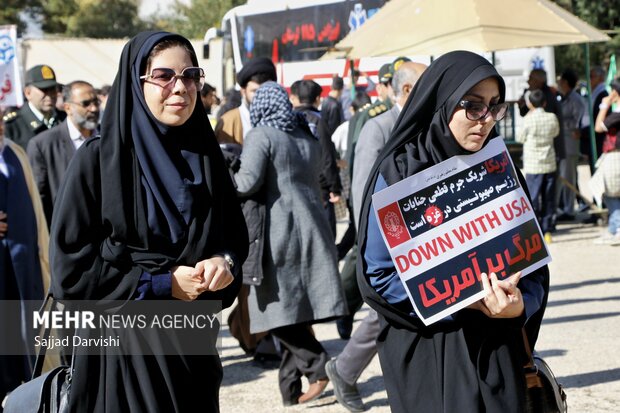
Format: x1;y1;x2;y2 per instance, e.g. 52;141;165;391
203;0;556;139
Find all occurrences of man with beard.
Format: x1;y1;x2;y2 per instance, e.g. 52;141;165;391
215;57;277;145
4;65;66;150
27;80;100;226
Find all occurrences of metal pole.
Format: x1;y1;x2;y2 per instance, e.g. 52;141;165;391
584;43;598;168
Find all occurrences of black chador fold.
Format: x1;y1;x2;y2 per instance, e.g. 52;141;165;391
50;31;248;412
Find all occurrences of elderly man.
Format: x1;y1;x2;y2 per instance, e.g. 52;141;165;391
327;61;427;413
4;65;66;149
556;69;586;221
27;80;100;226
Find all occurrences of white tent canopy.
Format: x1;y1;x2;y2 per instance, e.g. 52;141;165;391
331;0;610;58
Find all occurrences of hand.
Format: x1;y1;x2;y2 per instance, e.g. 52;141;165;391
473;272;524;318
329;192;341;204
602;95;612;106
0;211;7;238
336;159;348;169
196;256;234;292
171;265;207;301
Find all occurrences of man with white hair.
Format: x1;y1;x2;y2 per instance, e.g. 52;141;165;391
27;80;100;226
327;60;427;413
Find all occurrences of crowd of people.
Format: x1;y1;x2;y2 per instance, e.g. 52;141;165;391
0;29;619;413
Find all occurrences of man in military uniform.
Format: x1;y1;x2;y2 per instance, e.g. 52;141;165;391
336;57;419;337
345;60;401;169
4;65;66;150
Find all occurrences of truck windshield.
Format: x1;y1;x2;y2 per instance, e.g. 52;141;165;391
234;0;385;65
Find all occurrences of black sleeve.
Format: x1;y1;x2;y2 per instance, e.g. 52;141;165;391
317;116;342;194
49;140;142;302
323;98;343;139
26;138;53;227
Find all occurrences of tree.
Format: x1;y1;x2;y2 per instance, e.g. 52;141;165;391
66;0;147;38
552;0;620;76
40;0;79;34
164;0;245;39
0;0;42;36
38;0;150;38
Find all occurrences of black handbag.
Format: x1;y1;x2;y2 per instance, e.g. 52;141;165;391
523;330;568;413
3;295;73;413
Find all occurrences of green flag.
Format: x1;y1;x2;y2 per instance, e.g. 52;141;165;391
607;54;617;111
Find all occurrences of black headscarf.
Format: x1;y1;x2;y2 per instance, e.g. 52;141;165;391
52;30;248;300
356;51;507;329
354;51;551;413
100;31;207;245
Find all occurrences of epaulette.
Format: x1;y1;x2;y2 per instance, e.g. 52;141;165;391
358;103;372;113
3;111;17;123
369;102;388;118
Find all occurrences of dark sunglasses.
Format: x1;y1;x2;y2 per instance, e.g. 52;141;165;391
140;67;205;89
458;100;509;121
69;98;100;108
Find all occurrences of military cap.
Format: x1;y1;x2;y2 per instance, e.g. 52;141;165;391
25;65;58;89
390;56;412;77
378;63;392;84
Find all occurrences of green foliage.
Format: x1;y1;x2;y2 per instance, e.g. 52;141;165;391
163;0;245;39
40;0;79;34
0;0;42;35
64;0;146;38
552;0;620;76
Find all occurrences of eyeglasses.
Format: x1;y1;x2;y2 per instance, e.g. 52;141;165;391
140;67;205;89
458;100;509;121
69;98;100;108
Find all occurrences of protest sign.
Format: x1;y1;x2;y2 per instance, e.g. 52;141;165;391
372;137;551;325
0;25;23;107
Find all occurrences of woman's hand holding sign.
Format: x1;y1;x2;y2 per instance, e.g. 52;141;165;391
468;272;524;318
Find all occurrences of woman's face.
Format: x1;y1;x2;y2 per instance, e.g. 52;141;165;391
448;77;500;152
142;45;197;126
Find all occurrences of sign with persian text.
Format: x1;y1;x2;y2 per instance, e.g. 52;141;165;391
372;138;551;325
0;25;22;107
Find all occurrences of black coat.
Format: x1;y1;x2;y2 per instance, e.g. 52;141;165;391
49;31;249;413
26;120;76;226
295;105;342;195
221;144;265;286
3;104;66;150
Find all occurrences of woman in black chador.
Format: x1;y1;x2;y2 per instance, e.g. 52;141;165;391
356;51;549;413
49;31;248;412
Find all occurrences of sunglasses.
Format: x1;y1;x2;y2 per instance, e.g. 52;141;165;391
69;98;100;108
458;100;509;121
140;67;205;89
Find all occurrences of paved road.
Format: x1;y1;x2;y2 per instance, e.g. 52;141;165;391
219;219;620;412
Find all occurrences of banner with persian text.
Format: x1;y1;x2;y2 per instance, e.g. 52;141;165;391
0;25;23;107
372;138;551;325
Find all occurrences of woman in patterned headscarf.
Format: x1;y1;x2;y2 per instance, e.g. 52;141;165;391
234;81;347;406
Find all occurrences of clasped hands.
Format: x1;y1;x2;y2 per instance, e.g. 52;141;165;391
467;272;524;318
171;256;233;301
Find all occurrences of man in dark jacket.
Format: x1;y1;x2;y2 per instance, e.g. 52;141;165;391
4;65;66;149
321;76;344;138
291;79;342;237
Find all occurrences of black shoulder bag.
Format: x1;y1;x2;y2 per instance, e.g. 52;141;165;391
523;329;568;413
3;294;73;413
